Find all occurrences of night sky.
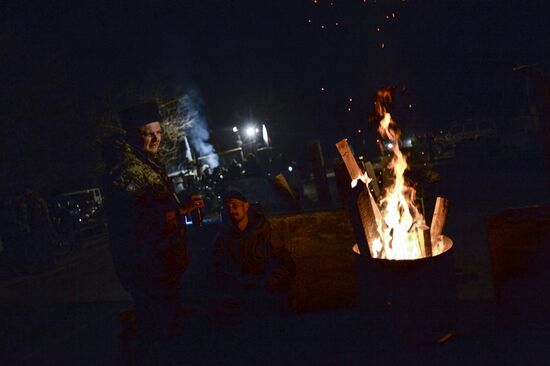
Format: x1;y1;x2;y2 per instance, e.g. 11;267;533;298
2;0;549;191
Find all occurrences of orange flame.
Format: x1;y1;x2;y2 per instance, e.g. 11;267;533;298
374;112;426;259
366;88;428;260
348;88;451;259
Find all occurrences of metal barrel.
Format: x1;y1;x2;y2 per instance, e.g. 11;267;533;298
352;241;456;343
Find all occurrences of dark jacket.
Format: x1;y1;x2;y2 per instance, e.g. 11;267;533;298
102;133;187;296
213;208;295;294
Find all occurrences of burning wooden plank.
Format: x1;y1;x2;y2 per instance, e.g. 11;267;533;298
430;197;449;242
363;161;380;199
416;225;432;258
335;139;363;183
336;139;383;257
335;139;380;197
356;187;383;257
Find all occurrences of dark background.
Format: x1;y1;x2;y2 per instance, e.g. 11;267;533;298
1;0;549;193
1;2;550;364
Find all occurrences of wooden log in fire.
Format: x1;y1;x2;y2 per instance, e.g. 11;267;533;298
363;161;381;199
336;139;383;256
417;225;432;258
335;139;363;183
430;197;449;242
356;187;383;257
335;139;380;199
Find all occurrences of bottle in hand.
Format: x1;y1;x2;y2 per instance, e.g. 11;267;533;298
192;207;203;227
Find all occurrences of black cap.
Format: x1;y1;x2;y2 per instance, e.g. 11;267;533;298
223;190;247;203
118;101;162;131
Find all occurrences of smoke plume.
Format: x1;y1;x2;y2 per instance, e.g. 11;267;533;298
176;90;219;169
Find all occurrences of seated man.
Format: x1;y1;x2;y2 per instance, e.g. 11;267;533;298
212;191;296;320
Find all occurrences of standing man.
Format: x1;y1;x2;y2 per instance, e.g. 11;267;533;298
102;101;204;341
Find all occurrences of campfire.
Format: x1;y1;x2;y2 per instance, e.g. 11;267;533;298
336;89;452;260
